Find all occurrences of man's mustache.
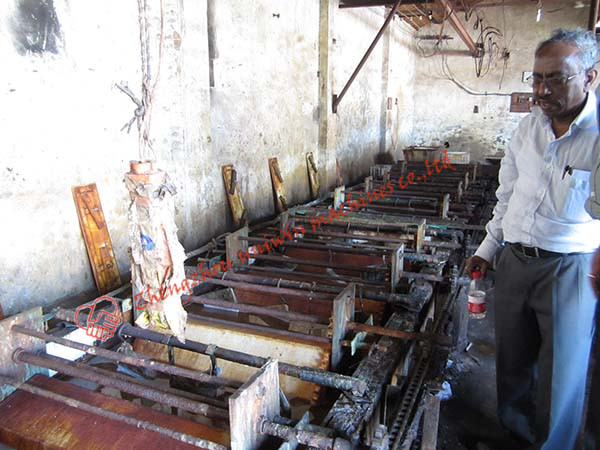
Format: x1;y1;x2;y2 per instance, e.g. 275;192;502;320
533;96;558;105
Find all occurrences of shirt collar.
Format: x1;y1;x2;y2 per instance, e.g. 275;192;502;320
532;91;598;131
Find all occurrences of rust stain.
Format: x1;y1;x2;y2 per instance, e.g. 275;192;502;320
0;375;229;449
173;31;182;50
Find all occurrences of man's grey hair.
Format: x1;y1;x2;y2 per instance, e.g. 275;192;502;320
536;28;598;70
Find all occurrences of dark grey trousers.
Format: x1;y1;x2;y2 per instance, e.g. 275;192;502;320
495;244;597;450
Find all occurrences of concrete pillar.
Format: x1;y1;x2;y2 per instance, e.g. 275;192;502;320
378;18;392;157
317;0;338;193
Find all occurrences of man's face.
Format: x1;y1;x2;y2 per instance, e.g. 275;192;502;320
532;42;595;120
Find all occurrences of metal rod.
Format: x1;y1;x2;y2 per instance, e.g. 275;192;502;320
252;254;387;273
192;270;412;304
261;417;351;450
191;277;350;300
346;322;452;346
186;313;330;345
184;295;327;324
293;215;484;231
244;235;446;263
235;261;443;283
332;0;403;113
11;325;241;389
0;375;227;450
113;323;368;395
13;350;229;420
232;264;387;288
64;356;230;410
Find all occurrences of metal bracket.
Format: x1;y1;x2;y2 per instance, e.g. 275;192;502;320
440;194;450;219
0;307;47;401
364;176;373;193
391;244;405;292
331;283;356;370
333;185;345;211
226;226;249;266
415;219;426;254
229;359;280;450
349;315;373;357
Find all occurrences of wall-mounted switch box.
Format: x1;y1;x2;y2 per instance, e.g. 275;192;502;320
510;92;534;113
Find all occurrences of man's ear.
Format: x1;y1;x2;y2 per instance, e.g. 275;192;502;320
584;68;598;91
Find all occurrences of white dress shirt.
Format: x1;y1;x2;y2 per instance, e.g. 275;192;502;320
476;91;600;262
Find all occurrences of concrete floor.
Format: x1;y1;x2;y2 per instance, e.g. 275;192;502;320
437;284;510;450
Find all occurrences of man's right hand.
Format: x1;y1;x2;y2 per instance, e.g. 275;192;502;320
465;255;491;278
591;247;600;299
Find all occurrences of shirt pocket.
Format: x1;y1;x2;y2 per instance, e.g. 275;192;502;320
560;169;591;221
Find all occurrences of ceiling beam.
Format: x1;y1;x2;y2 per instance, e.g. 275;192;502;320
436;0;481;57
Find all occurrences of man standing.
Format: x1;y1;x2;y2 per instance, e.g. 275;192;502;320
466;29;600;450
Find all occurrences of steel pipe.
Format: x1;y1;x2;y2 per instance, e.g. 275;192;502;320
12;325;241;389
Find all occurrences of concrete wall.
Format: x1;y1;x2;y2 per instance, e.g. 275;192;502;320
208;1;320;223
412;0;589;162
335;9;416;185
0;1;417;316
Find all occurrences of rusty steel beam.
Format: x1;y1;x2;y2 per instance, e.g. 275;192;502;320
12;350;229;420
11;325;241;389
332;0;403;113
52;309;368;394
346;321;452;346
186;270;415;306
261;417;352;449
436;0;481;57
184;295;327;324
115;323;368;395
252;254;387;273
0;375;226;450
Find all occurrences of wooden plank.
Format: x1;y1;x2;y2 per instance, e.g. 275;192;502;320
222;165;247;227
229;359;279;450
72;183;121;294
421;394;441;450
269;158;288;213
306;153;320;199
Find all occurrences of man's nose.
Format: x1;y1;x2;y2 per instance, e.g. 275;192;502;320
533;81;551;97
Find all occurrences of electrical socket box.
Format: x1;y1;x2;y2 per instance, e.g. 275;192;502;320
510;92;534;113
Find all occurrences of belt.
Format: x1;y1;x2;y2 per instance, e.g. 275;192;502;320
508;242;585;258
